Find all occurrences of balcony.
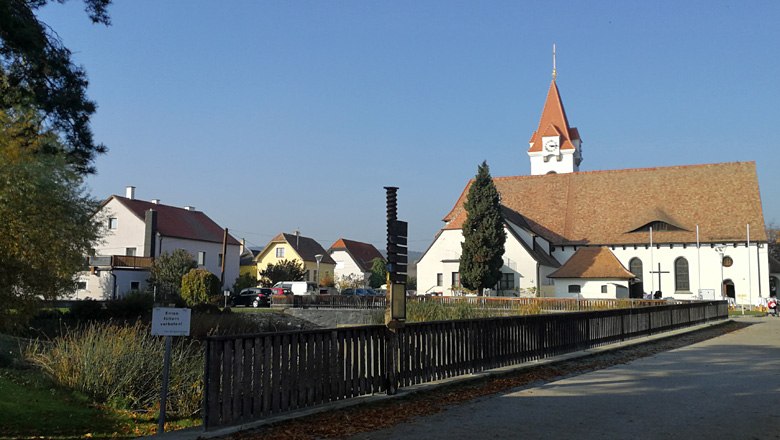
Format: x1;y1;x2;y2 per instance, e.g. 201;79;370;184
89;255;154;269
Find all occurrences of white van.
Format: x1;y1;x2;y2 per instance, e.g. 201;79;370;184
273;281;318;295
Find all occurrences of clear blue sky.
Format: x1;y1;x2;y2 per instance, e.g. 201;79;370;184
40;0;780;252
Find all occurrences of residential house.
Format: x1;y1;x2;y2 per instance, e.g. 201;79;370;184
254;232;336;285
74;187;241;299
328;238;384;287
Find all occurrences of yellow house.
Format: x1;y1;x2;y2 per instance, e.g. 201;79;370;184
239;248;261;280
254;232;336;286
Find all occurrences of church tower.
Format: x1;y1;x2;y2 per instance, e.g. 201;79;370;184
527;46;582;175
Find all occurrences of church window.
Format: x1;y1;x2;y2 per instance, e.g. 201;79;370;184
568;285;581;294
436;273;443;286
451;272;460;288
499;273;514;291
629;258;643;280
601;285;608;293
722;256;733;267
675;257;690;292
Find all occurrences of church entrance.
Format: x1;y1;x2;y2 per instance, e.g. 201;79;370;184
723;279;735;299
629;281;644;299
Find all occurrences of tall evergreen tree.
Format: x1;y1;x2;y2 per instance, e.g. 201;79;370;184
459;161;505;295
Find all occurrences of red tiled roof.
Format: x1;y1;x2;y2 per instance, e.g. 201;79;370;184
329;238;384;272
528;80;580;153
443;162;767;245
112;196;240;245
549;246;635;279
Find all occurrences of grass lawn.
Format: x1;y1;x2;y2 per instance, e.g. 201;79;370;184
0;334;199;439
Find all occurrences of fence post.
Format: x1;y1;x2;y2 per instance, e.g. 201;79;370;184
203;339;211;430
385;328;399;395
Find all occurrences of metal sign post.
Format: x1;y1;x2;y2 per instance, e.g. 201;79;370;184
151;307;191;434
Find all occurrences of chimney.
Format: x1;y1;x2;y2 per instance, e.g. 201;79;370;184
184;206;196;211
126;186;136;200
143;209;157;258
151;199;160;204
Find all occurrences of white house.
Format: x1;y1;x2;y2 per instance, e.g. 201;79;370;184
328;238;385;287
73;186;241;300
417;72;770;305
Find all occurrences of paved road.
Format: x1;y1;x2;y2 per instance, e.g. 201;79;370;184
348;317;780;440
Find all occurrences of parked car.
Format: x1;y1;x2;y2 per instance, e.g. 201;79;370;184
273;281;318;295
342;288;381;296
230;288;273;308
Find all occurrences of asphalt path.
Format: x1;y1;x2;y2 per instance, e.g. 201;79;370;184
347;316;780;440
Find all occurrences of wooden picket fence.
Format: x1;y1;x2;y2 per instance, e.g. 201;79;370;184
203;300;727;430
271;294;678;311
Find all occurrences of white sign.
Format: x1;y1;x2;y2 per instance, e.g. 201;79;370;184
152;307;191;336
698;289;717;300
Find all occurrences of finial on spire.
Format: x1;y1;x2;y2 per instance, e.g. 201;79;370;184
552;43;557;81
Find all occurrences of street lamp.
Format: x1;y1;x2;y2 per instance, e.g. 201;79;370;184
315;254;323;290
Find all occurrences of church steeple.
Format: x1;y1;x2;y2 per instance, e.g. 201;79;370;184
527;47;583;175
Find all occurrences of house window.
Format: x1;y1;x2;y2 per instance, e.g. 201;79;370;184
629;258;643;280
76;280;87;290
451;272;460;288
126;247;136;256
198;251;206;266
130;281;140;291
436;273;443;287
675;257;690;291
499;273;514;290
218;253;223;267
108;217;118;229
568;285;581;294
276;247;285;258
601;285;608;293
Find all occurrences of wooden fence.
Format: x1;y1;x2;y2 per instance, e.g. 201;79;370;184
203;300;727;429
272;294;677;311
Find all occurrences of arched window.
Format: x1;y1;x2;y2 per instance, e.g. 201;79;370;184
629;258;643;280
675;257;690;292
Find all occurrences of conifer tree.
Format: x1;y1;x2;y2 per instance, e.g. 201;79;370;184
459;161;505;295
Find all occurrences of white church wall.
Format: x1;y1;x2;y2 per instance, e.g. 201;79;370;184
417;227;542;296
551;243;769;304
417;230;464;295
529;152;577;175
552;278;630;298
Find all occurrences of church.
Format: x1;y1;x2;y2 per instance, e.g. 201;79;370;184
417;67;776;304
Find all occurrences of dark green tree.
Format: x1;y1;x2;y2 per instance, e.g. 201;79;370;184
232;272;257;294
149;249;197;302
258;259;306;287
459;161;506;295
181;268;221;306
369;257;387;288
0;0;111;174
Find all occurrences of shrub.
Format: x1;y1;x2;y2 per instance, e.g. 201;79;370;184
104;291;154;320
181;269;221;307
68;299;105;321
25;321;203;417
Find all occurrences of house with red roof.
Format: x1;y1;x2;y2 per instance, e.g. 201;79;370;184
417;64;772;303
328;238;385;287
73;186;241;299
